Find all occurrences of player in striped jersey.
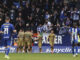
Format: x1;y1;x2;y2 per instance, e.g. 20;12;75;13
69;25;79;57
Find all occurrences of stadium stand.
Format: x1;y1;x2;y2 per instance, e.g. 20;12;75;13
0;0;80;46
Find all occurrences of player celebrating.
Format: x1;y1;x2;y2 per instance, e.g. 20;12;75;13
48;30;55;53
24;29;33;53
17;29;25;53
36;31;43;53
69;25;79;57
0;17;16;59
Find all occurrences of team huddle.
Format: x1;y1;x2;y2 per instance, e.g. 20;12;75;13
17;29;55;54
17;29;33;53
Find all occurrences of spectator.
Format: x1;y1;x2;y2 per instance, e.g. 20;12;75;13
44;11;50;20
30;23;37;33
60;8;67;26
65;17;72;26
15;17;25;32
23;3;31;20
9;5;16;24
0;18;4;27
0;0;80;34
44;0;50;10
71;8;80;24
50;10;58;25
43;22;48;32
37;24;43;33
26;16;34;25
54;23;60;34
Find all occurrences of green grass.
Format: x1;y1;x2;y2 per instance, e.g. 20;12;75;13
0;53;80;60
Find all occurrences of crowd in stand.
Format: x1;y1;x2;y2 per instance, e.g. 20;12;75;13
0;0;80;34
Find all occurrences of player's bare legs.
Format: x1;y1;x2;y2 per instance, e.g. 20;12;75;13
30;46;32;53
50;44;54;53
39;48;42;53
17;46;19;53
27;45;31;53
22;46;25;53
50;43;54;53
51;46;53;53
5;46;10;59
17;43;20;53
17;44;21;53
21;43;24;53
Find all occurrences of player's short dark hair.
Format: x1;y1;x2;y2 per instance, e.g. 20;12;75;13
5;17;10;21
50;29;53;31
20;29;24;31
26;28;31;31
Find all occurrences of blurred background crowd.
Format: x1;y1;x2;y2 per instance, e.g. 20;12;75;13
0;0;80;34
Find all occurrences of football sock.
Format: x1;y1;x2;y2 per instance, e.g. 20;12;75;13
51;47;53;52
5;48;7;55
6;48;10;55
75;46;78;54
72;46;74;55
39;48;42;53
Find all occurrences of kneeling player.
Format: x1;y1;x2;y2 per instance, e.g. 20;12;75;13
17;29;24;53
24;29;33;53
48;30;55;53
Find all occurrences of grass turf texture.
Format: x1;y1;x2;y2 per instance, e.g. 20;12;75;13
0;53;80;60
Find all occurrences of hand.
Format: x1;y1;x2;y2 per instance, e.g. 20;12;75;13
13;30;17;33
0;31;3;33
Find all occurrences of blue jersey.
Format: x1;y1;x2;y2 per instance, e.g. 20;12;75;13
1;23;15;39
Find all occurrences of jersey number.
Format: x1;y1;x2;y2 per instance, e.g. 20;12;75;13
4;28;8;34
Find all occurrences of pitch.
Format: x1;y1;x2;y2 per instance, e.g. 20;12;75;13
0;53;80;60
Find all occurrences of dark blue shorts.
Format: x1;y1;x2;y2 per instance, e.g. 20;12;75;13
72;40;78;46
3;38;11;46
74;40;78;44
